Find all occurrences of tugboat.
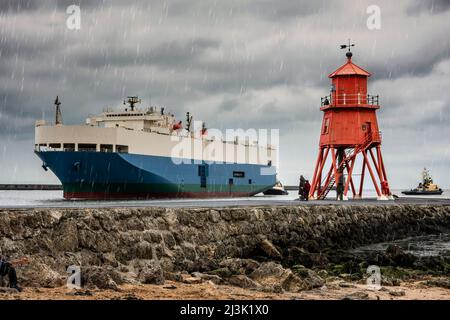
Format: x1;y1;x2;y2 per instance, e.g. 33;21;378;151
402;168;443;195
263;181;289;195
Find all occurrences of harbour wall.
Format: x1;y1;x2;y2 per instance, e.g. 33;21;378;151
0;204;449;288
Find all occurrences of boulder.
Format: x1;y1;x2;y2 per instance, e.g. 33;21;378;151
259;238;282;260
134;260;165;285
249;262;314;292
385;245;416;267
20;261;64;288
191;272;223;285
219;258;260;275
82;266;123;290
226;275;261;289
291;265;325;290
342;291;369;300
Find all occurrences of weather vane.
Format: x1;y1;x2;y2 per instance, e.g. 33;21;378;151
340;39;355;59
340;39;355;52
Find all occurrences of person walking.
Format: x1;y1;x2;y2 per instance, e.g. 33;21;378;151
298;175;306;200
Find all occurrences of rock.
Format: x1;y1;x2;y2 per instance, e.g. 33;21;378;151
164;271;183;282
249;262;314;292
381;275;401;287
259;284;284;294
385;245;416;267
20;261;64;288
184;277;202;284
135;260;165;285
389;289;406;297
121;293;142;300
338;282;357;288
342;291;369;300
191;272;223;285
209;267;233;278
219;258;260;275
227;275;261;289
1;205;450;291
385;245;403;257
291;265;325;289
425;278;450;289
249;262;287;286
82;266;122;290
163;284;177;290
0;287;19;294
259;238;282;260
287;247;328;268
66;289;93;296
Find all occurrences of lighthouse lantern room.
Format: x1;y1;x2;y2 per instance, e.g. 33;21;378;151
309;42;393;200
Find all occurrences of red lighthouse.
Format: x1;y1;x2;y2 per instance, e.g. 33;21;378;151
309;42;392;200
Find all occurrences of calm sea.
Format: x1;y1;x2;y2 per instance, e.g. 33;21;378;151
0;189;448;208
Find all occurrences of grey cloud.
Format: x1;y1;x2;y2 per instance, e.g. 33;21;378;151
0;0;106;14
0;0;41;13
241;0;329;21
1;0;450;187
407;0;450;15
73;38;221;69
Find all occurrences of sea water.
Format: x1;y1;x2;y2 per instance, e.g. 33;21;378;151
0;189;448;208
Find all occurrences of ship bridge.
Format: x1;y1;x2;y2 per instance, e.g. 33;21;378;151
87;106;175;133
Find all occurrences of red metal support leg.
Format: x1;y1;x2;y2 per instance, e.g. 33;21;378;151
377;146;391;196
310;147;329;198
343;157;356;197
310;148;323;198
363;150;381;197
330;147;339;182
358;153;366;197
369;148;383;183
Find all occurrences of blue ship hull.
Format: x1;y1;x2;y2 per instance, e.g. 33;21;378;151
35;151;276;199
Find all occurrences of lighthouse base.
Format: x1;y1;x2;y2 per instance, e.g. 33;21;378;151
377;195;394;201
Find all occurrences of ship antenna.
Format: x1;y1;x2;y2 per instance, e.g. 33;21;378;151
186;112;193;132
124;96;141;111
54;96;63;125
340;39;355;59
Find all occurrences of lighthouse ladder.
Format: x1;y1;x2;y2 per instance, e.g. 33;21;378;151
317;135;373;200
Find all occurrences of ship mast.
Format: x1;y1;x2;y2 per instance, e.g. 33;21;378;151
123;96;141;111
54;96;63;125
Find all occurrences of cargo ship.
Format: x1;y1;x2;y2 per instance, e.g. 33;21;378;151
34;97;277;199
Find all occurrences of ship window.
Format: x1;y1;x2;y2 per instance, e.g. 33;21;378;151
248;179;252;184
100;144;113;152
228;178;234;185
322;118;330;134
233;171;245;178
116;145;128;153
78;144;96;152
49;143;61;149
63;143;75;151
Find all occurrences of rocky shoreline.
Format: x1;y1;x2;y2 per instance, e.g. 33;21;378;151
0;204;449;299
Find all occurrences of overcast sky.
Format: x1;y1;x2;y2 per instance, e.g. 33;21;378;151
0;0;449;189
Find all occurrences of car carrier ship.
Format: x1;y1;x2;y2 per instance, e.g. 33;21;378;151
34;96;277;199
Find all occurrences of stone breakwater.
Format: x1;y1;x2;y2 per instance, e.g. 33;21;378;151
0;204;449;291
